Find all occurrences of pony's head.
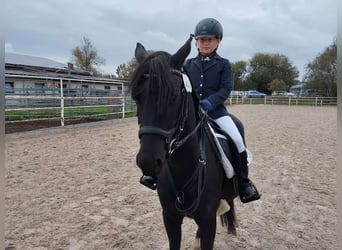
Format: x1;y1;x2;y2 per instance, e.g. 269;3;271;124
130;37;192;178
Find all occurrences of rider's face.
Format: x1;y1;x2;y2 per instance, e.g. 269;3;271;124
196;37;219;56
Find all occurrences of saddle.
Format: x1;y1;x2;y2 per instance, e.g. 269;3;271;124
205;118;239;178
204;118;241;200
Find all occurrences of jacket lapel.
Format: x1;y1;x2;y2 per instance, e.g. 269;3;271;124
193;56;202;72
203;53;221;72
192;53;220;72
202;58;217;72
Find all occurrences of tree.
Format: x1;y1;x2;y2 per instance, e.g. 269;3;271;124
116;58;138;80
231;60;247;90
71;37;105;76
245;53;299;94
303;39;337;97
116;50;154;80
268;78;287;92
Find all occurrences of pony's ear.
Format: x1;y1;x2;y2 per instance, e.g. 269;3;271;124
135;43;147;64
170;36;193;69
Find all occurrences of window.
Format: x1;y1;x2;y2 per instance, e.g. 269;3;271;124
104;86;110;90
35;83;45;94
81;85;89;95
5;82;14;93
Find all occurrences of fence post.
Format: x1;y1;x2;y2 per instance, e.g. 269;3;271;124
121;83;125;118
122;95;125;118
60;79;64;126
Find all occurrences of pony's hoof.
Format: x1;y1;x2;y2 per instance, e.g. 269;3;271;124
228;227;237;236
216;199;229;216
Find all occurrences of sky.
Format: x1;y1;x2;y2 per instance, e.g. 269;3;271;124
4;0;337;80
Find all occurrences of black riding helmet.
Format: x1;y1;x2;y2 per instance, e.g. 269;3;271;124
194;18;223;40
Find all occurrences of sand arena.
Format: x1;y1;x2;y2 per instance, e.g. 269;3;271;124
5;105;337;250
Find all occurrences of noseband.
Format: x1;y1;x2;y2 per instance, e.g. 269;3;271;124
138;69;200;155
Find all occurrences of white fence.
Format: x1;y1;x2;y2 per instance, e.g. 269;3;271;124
5;79;135;126
5;79;136;126
6;93;337;128
5;75;134;126
227;96;337;106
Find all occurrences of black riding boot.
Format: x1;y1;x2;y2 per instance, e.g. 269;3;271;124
139;175;157;190
238;151;260;203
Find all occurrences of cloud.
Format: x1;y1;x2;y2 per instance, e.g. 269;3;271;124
5;43;15;53
4;0;337;80
143;31;178;47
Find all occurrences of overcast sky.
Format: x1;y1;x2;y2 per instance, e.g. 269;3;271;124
5;0;337;80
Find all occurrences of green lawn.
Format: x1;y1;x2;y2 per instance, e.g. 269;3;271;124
5;106;136;121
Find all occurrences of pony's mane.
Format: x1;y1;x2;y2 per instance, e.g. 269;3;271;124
130;51;176;108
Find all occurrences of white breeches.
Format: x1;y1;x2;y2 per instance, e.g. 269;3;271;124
214;115;246;153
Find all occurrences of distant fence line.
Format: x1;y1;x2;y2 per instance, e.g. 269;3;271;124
5;94;336;127
227;96;337;106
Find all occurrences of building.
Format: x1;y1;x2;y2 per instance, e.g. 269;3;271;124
289;84;304;97
5;52;126;97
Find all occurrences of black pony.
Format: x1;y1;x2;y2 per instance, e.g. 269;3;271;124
130;37;244;250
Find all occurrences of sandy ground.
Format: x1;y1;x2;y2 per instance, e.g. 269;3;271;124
5;105;337;250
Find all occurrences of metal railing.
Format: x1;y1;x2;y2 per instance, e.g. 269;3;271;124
6;92;336;128
227;96;337;106
5;85;136;126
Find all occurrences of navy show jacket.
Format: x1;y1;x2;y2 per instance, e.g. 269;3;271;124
184;52;233;119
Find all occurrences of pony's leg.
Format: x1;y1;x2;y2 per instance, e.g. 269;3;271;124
226;200;237;235
220;201;237;235
196;215;217;250
163;211;183;250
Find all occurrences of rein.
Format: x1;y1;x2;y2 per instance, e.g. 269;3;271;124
171;121;207;216
168;119;202;155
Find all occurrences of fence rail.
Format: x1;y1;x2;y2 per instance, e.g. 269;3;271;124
5;93;136;126
227;96;337;106
6;94;336;128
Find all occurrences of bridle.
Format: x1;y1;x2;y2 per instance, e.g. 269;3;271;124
138;69;203;156
137;68;207;216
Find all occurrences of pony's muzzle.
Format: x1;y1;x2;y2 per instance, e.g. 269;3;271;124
136;151;164;178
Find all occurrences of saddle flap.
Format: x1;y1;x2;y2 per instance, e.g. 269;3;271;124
206;122;235;179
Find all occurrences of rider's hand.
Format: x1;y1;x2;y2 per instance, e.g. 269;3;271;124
200;99;213;111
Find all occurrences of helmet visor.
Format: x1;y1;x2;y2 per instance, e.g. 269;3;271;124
195;34;216;39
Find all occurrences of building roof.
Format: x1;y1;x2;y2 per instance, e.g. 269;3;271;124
5;52;125;85
5;52;67;70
